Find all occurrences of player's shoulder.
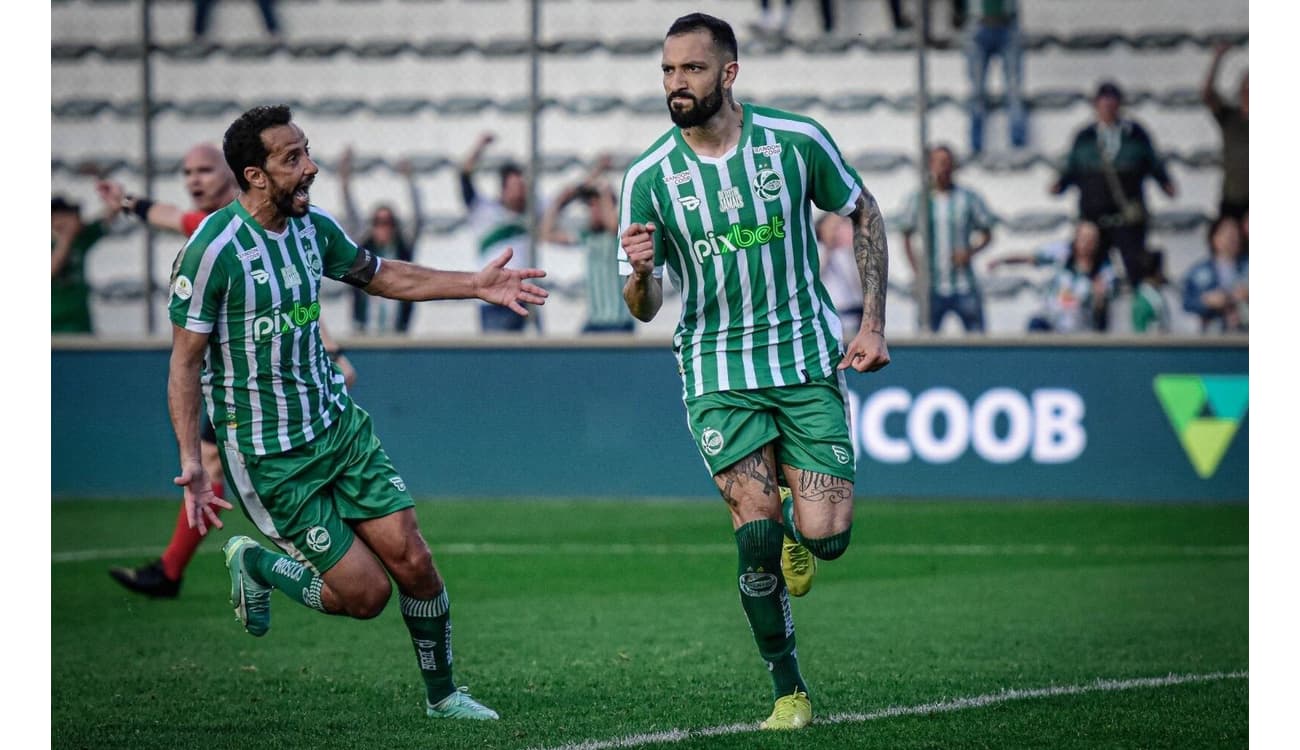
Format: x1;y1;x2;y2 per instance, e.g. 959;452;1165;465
623;130;680;185
306;204;346;229
747;104;835;142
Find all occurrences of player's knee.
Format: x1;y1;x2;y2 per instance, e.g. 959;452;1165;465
345;577;392;620
802;524;852;561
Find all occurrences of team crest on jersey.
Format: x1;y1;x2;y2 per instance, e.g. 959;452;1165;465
753;169;784;202
716;187;745;212
281;266;302;288
305;250;323;278
751;143;783;158
250;269;270;285
678;195;701;211
663;170;692;186
172;275;193;301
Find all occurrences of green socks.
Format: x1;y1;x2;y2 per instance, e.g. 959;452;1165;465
247;546;326;612
735;519;807;699
782;491;853;560
401;590;455;704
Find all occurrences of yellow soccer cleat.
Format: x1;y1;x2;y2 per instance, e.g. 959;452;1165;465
760;689;813;730
779;487;816;597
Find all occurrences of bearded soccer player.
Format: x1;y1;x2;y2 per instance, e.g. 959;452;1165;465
618;14;890;730
170;105;547;719
99;144;356;598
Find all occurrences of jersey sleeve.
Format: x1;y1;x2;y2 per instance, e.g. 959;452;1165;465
802;119;864;216
968;190;996;232
167;236;228;334
181;211;206;236
896;190;920;234
306;206;365;278
616;167;664;278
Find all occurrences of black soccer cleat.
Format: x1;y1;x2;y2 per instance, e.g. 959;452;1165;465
108;559;181;599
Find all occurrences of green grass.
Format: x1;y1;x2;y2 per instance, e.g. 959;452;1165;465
52;499;1248;749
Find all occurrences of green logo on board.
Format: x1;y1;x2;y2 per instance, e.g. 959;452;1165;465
1152;374;1248;478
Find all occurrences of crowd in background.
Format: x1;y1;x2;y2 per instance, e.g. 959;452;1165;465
52;1;1247;339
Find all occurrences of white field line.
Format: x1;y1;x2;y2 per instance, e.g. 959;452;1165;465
51;541;1249;564
527;671;1248;750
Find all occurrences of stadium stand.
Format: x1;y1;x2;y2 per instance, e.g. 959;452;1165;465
51;0;1248;337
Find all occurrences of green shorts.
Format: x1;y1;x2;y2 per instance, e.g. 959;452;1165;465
684;373;857;481
219;401;414;574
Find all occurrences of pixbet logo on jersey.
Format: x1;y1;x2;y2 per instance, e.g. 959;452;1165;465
253;301;322;342
690;216;786;264
846;386;1088;464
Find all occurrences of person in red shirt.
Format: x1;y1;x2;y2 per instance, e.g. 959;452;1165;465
96;143;356;597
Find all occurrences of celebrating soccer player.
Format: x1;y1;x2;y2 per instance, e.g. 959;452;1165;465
168;104;547;720
617;13;891;730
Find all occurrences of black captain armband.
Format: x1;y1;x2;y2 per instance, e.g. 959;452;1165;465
339;247;381;288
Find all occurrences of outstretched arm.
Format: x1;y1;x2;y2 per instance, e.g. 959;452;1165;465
364;248;548;315
97;179;189;234
1201;42;1230;113
838;190;891;373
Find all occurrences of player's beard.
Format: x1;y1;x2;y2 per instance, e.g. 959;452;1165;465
270;174;313;219
667;74;725;129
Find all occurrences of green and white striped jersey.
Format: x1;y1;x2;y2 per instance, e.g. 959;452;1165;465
897;185;995;296
581;229;634;328
618;103;864;398
168;200;367;455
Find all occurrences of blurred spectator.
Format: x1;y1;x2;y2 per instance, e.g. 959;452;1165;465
750;0;835;39
52;196;113;335
1201;42;1248;221
338;147;421;334
95;143;236;237
1182;215;1248;333
963;0;1027;154
540;155;634;335
193;0;281;41
814;212;863;340
1130;249;1172;334
899;145;995;334
460;131;536;333
1050;81;1176;287
991;220;1116;332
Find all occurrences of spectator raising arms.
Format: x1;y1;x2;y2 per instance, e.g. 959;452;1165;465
338;146;423;334
1201;42;1248;221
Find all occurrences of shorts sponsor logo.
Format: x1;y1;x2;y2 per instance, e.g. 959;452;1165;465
752;169;784;202
677;195;701;211
389;476;407;492
172;275;193;301
716;186;745;212
305;526;332;553
831;445;851;465
701;427;725;456
739;570;779;597
663;170;692;186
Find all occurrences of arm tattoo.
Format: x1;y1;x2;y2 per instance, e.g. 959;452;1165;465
850;190;889;332
797;471;853;504
718;450;778;510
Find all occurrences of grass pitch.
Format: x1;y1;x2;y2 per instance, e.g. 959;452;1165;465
52;498;1247;749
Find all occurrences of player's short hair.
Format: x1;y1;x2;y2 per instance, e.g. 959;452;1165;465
929;143;957;164
223;104;294;191
666;13;738;63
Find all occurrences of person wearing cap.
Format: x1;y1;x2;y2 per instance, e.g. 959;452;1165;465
1049;81;1176;287
459;131;540;333
51;195;116;334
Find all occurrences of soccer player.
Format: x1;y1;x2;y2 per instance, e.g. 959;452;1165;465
169;104;547;719
99;145;356;598
618;13;891;730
